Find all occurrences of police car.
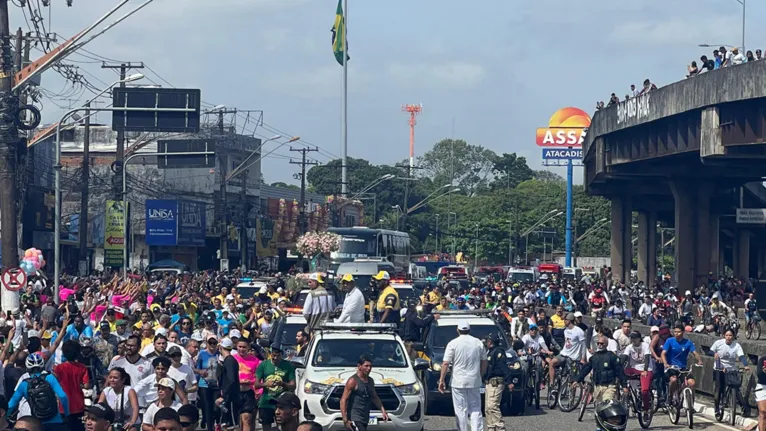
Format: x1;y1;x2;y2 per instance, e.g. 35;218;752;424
412;309;525;415
292;323;428;430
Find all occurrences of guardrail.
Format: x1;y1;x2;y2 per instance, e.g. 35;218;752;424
544;310;761;411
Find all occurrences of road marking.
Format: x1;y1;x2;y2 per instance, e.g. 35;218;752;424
694;413;751;431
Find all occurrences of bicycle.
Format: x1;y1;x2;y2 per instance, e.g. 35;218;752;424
546;359;583;412
665;365;701;429
522;352;544;410
577;378;594;422
622;373;655;429
745;314;761;340
713;367;745;426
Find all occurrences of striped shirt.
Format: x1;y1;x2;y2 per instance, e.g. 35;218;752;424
303;286;336;330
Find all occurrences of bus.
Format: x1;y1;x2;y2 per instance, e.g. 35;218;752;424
328;227;411;273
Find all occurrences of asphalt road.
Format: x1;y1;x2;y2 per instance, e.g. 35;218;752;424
421;403;747;431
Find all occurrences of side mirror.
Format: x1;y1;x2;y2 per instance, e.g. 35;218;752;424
412;358;429;371
290;358;306;369
411;342;425;352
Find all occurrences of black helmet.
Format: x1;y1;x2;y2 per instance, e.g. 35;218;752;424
595;400;628;431
486;333;501;344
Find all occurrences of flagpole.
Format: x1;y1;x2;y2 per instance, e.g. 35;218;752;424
341;0;348;197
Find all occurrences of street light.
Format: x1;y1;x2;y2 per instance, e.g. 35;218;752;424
522;210;564;265
225;134;291;182
407;185;459;214
348;174;395;201
54;74;145;302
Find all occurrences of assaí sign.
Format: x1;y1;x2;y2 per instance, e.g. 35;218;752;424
536;107;592;147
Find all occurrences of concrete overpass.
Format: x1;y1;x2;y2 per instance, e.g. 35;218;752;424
583;59;766;290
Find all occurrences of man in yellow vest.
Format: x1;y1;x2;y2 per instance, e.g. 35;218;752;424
374;271;400;324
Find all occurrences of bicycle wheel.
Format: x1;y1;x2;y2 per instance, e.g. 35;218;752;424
527;371;534;407
668;392;680;424
729;388;737;426
637;389;654;429
756;322;762;340
577;385;590;422
547;380;559;409
684;387;694;429
534;367;541;410
559;379;582;412
746;323;753;339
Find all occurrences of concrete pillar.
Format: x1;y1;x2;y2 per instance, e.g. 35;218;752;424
670;181;696;291
737;229;751;278
695;185;713;288
757;246;766;279
637;211;657;286
709;215;720;275
610;197;631;284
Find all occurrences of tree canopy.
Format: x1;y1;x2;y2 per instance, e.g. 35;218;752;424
304;139;611;264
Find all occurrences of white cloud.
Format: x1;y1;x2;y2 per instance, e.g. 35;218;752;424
386;61;486;89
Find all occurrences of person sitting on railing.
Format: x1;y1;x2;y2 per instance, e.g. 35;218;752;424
731;47;746;65
687;61;699;78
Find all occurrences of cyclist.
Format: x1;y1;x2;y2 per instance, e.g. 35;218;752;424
548;313;586;397
710;329;747;417
589;288;608;317
661;323;703;405
745;293;759;326
623;331;653;414
8;353;70;430
521;324;553;370
576;335;628;403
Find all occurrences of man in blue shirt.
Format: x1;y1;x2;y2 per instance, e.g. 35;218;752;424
62;314;93;343
661;323;703;405
8;353;70;429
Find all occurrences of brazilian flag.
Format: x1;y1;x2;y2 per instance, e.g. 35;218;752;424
331;0;349;65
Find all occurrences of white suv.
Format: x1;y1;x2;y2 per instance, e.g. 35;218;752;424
292;323;427;430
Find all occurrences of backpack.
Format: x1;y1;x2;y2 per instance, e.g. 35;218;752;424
26;373;58;420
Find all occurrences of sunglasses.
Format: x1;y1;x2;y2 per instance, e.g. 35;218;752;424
180;422;193;428
597;342;607;346
208;340;218;345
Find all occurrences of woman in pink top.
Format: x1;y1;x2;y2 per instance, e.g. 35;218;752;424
233;338;261;431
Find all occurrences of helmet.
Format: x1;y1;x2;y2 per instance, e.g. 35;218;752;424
25;352;45;371
79;335;93;347
595;400;628;431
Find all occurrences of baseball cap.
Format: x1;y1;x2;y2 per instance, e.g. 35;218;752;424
339;273;354;283
486;333;501;344
372;270;391;280
457;320;470;331
650;326;660;333
85;402;115;422
595;317;604;325
167;346;183;357
565;313;576;321
116;319;127;326
529;323;539;330
574;311;583;318
155;377;176;390
685;290;691;296
269;392;301;410
629;331;642;339
230;329;242;339
155;327;168;336
308;272;324;283
41;330;53;340
27;329;40;338
99;321;110;328
220;337;234;350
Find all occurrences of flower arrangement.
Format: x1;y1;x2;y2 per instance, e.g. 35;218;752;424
296;231;341;257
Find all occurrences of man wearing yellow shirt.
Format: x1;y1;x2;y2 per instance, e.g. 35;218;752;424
435;297;450;311
140;323;155;350
550;305;566;347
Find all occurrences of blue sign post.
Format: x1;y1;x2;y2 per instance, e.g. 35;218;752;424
146;200;178;246
541;147;583;267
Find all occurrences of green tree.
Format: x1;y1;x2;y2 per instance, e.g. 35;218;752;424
269;182;299;190
490;153;535;190
534;169;565;183
417;139;497;197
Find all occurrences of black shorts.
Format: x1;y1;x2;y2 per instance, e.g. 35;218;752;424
237;389;257;414
259;407;276;426
665;368;687;378
352;421;368;431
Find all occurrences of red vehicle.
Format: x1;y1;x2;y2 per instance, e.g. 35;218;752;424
438;265;468;279
538;263;562;275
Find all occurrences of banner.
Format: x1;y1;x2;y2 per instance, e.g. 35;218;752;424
146;200;178;246
104;200;125;267
178;201;206;246
256;218;277;257
535;107;591;147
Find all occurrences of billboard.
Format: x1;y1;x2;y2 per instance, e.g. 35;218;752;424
542;148;583;160
104;200;126;267
146;200;178;246
536;107;591;147
256;218;277;257
178;201;206;246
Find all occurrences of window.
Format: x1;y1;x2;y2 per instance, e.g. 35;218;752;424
312;339;408;368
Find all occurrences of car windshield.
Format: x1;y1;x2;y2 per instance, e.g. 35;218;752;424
278;322;307;348
294;291;309;307
237;287;261;300
430;324;508;350
509;272;534;282
394;287;416;306
311;339;408;368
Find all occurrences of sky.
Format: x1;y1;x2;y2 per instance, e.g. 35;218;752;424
11;0;756;186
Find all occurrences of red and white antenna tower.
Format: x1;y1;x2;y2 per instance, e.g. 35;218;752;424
402;104;423;168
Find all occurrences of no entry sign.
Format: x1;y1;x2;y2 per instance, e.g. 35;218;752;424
2;267;26;292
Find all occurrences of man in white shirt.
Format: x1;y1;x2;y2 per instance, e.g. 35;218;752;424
335;274;365;323
438;321;487;431
509;309;533;341
549;313;586;391
638;297;653;320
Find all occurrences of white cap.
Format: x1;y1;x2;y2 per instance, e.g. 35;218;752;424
574;311;583;318
651;326;660;332
230;329;242;339
155;327;168;336
220;337;234;349
155;377;176;390
685;290;691;296
457;320;470;331
27;329;41;338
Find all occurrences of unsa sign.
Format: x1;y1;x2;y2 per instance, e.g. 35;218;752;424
616;93;651;125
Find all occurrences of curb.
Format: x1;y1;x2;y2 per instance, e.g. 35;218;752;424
693;401;758;430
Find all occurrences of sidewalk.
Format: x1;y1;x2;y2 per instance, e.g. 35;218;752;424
692;400;758;430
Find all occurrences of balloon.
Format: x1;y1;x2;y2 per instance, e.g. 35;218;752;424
40;259;46;268
24;250;33;258
32;260;40;270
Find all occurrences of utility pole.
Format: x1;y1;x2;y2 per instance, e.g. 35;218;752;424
290;146;319;234
395;163;422;232
215;109;237;267
401;104;422;168
78;102;90;275
102;62;144;198
240;165;248;271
